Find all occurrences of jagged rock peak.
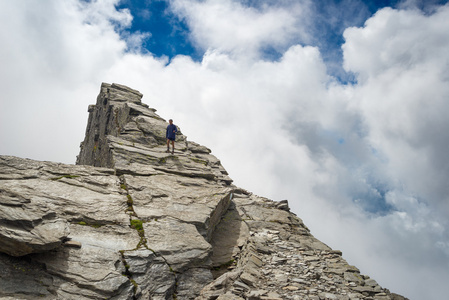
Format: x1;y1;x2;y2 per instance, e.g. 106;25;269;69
76;82;231;184
0;83;408;300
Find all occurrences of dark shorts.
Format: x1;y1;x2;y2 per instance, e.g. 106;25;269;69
167;137;175;141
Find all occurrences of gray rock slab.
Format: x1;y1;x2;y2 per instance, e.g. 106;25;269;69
32;224;140;299
124;174;232;240
0;156;129;256
0;175;128;224
123;248;176;299
177;267;214;299
210;202;249;278
144;217;212;271
0;214;69;256
0;252;54;298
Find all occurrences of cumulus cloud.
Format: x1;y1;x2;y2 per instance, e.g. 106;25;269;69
0;0;131;162
344;5;449;216
1;1;449;299
169;0;313;58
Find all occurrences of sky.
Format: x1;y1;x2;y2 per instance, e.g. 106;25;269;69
1;0;449;299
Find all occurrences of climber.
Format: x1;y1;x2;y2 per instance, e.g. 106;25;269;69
166;119;178;154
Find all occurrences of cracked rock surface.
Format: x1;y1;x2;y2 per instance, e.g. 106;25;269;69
198;192;408;300
0;83;407;300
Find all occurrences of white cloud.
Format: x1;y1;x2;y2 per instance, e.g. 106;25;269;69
344;5;449;216
339;6;449;297
169;0;312;58
0;0;131;162
1;1;449;299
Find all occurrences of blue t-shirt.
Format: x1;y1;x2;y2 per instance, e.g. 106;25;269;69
166;124;177;140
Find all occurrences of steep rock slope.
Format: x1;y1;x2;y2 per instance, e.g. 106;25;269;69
0;83;407;300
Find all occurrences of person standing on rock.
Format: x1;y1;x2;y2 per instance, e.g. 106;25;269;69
166;119;178;154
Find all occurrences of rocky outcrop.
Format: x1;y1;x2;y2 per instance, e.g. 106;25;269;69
0;83;407;300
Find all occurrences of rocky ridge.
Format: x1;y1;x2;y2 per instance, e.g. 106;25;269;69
0;83;408;300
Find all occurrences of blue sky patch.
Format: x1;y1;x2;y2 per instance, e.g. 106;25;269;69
116;0;200;60
352;182;396;216
114;0;449;81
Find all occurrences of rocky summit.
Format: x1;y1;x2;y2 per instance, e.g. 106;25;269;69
0;83;408;300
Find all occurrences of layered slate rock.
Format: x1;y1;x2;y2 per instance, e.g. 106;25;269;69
199;191;408;300
0;156;124;257
0;156;136;299
0;83;407;300
76;83;235;298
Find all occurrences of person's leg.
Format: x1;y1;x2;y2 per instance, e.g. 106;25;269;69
166;139;170;152
171;140;175;154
